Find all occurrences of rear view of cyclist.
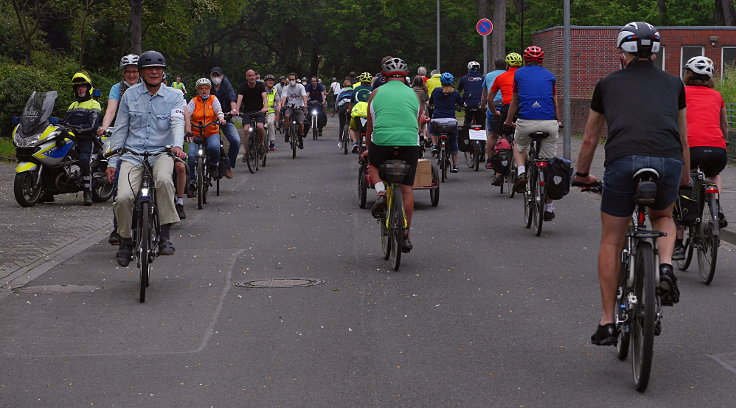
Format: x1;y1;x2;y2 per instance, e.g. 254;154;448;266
573;22;689;346
335;79;354;147
487;53;522;184
458;61;485;128
349;72;373;153
429;72;463;173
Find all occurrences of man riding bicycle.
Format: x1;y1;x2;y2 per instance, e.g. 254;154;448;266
486;53;522;183
279;72;308;149
304;76;327;137
362;57;426;252
349;72;374;153
185;78;226;197
105;50;187;266
210;66;239;178
573;22;690;346
264;74;281;151
236;69;268;159
457;61;485;129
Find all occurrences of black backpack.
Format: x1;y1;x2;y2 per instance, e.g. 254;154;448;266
545;157;572;200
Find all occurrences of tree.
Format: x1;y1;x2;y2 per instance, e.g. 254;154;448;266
715;0;736;25
9;0;43;64
491;0;507;64
129;0;142;54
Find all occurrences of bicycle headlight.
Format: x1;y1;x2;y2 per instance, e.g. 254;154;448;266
198;149;203;156
311;110;318;115
140;188;150;197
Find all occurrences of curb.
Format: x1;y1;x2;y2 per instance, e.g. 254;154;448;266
720;227;736;246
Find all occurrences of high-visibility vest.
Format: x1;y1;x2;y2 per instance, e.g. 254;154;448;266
191;96;219;137
267;89;277;114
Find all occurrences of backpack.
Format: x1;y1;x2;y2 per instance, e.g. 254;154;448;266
545;157;572;200
491;138;512;174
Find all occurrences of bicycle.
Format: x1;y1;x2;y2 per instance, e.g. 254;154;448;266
378;160;410;271
432;121;456;182
308;101;321;141
675;168;721;285
463;108;485;172
285;105;304;159
520;132;550;236
240;112;266;173
189;120;219;210
340;109;350;155
574;169;666;392
502;132;516;198
106;147;173;303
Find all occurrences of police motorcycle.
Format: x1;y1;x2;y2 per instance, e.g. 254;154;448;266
11;91;113;207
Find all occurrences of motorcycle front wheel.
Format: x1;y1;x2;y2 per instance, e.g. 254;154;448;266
91;177;114;202
14;171;43;207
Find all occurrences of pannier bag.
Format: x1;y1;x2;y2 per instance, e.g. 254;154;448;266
674;172;701;226
491;138;512;175
546;157;572;200
458;127;472;152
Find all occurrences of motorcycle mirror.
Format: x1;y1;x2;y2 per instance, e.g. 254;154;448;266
49;117;60;125
92;89;101;98
11;116;19;125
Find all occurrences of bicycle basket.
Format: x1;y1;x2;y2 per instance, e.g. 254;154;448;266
379;160;409;184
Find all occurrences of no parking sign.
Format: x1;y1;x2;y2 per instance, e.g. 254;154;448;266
476;18;493;36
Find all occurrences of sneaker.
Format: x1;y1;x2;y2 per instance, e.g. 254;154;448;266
543;210;555;221
269;142;276;151
659;264;680;306
718;211;728;229
431;145;439;155
108;230;121;246
159;240;176;255
225;168;234;179
116;238;132;267
187;183;196;198
485;161;494;170
491;174;503;186
176;203;186;220
672;242;685;261
450;164;459;173
319;129;323;137
401;232;413;253
371;194;387;219
298;137;304;149
83;191;93;206
513;172;527;193
351;143;359;154
337;142;343;150
590;323;617;346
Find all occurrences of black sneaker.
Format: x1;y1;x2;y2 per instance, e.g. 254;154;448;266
659;264;680;306
401;233;412;253
672;242;685;261
591;323;617;346
371;194;387;219
298;137;304;149
159;240;176;255
116;238;132;267
491;174;503;186
108;230;121;245
83;191;93;206
718;211;728;229
543;210;555;221
513;172;527;193
176;203;186;220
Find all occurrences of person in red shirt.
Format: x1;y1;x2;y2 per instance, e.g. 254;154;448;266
674;56;729;259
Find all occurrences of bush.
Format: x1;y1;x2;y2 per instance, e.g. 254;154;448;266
716;64;736;105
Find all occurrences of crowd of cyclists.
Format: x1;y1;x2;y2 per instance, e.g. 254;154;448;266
51;20;731;363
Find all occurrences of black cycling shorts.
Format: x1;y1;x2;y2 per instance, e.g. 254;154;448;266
241;111;266;125
368;143;421;186
690;146;727;178
494;104;510;135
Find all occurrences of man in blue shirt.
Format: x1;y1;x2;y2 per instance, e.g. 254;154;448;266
457;60;485;128
480;59;506;168
105;50;187;266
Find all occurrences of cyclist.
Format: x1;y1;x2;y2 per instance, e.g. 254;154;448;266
348;71;357;86
171;76;187;96
304;76;327;137
457;61;485;129
335;79;354;149
417;66;429;83
236;69;268;158
264;74;281;151
505;45;561;220
487;54;522;182
348;72;374;152
210;66;239;177
185;78;226;198
275;76;286;96
105;50;187;266
279;72;308;149
481;58;509;171
329;76;341;105
673;56;729;259
362;57;425;252
573;22;689;345
429;72;463;173
426;70;442;98
65;72;102;206
411;76;430;146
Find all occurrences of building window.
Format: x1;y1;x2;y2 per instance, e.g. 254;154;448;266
722;47;736;77
653;46;665;71
681;46;705;77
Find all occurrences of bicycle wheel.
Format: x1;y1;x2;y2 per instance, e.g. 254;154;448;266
196;157;204;210
246;137;257;173
312;119;318;140
697;195;719;285
440;146;447;182
474;144;481;171
631;240;656;392
291;127;297;159
390;188;404;271
675;226;694;271
430;164;440;207
464;151;474;168
358;164;368;209
202;166;208;205
506;164;516;198
261;147;267;168
216;176;220;197
524;167;535;228
533;167;545;236
342;125;349;155
139;201;150;303
380;206;391;261
616;260;631;360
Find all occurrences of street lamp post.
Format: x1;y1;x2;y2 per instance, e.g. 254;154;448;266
436;0;440;72
563;0;571;159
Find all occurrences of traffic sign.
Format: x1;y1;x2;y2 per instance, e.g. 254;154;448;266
476;19;493;36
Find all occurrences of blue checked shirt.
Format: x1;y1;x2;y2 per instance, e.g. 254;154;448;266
108;83;186;168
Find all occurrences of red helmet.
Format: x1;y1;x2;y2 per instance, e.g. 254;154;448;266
523;46;544;63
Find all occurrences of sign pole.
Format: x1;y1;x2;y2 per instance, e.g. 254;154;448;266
563;0;571;160
476;19;493;74
483;35;488;74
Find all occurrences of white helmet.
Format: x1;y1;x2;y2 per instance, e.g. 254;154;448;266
467;61;481;71
685;56;714;78
120;54;139;69
195;78;212;88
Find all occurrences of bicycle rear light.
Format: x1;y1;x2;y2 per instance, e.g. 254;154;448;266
705;186;719;194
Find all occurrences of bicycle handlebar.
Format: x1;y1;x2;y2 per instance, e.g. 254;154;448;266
104;146;173;159
571;180;603;194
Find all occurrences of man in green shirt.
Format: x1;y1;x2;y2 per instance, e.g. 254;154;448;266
363;57;426;252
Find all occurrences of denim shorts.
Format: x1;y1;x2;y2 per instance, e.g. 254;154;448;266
601;155;683;217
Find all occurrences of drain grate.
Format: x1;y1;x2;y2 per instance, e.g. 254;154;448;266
233;278;324;288
14;284;101;294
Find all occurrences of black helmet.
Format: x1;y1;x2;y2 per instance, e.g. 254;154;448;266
138;50;167;69
617;22;660;57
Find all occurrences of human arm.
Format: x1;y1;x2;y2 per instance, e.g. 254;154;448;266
185;99;195;135
553;84;562;126
97;99;119;135
212;97;226;125
721;106;728;143
170;97;187;159
678;108;690;186
106;95;130;177
260;90;268;113
362;90;378;158
573;109;605;186
504;89;518;127
235;94;243;113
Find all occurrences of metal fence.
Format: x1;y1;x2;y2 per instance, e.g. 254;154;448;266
726;103;736;160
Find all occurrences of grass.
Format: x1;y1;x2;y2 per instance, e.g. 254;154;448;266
0;137;14;159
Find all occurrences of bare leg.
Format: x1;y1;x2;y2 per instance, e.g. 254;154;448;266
648;205;677;266
598;212;629;325
174;161;186;198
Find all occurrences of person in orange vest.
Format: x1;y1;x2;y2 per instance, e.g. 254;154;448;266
185;78;227;199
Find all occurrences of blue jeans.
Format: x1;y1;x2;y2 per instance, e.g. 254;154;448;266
221;121;240;168
187;135;221;184
601;155;683;217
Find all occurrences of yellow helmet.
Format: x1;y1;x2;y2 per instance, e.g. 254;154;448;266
71;72;94;94
505;53;523;67
358;72;373;83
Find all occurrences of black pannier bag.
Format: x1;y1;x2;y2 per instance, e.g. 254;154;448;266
546;157;572;200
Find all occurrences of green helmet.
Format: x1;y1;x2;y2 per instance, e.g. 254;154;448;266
505;53;523;67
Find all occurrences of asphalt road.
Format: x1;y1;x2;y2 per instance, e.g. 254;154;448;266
2;119;736;407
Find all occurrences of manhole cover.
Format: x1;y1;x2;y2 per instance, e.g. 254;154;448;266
14;284;101;294
233;278;324;288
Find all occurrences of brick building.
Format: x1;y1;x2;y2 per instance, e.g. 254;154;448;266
532;26;736;134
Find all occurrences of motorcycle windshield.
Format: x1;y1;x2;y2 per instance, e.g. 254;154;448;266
20;91;57;135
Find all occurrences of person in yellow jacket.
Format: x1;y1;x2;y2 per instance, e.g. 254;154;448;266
349;100;368;153
65;72;102;206
171;76;187;96
425;70;442;98
263;74;281;150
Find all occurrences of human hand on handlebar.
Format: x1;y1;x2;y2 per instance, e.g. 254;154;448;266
105;166;116;184
97;127;108;136
171;146;186;160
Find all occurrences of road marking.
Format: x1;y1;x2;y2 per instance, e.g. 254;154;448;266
710;353;736;375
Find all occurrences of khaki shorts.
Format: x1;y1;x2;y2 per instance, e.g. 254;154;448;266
513;119;559;158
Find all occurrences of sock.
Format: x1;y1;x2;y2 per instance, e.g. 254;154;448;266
176;197;184;205
545;203;554;212
518;165;525;175
375;182;386;194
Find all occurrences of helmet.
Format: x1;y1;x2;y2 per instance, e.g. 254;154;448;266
195;78;212;88
72;72;93;88
279;76;286;80
382;57;409;77
358;72;373;83
138;50;167;69
264;74;275;81
617;22;660;57
440;72;455;85
523;46;544;63
467;61;480;71
120;54;139;69
505;52;523;67
685;56;715;78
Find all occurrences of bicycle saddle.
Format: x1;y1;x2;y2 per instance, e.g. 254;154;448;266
632;168;659;206
529;131;549;140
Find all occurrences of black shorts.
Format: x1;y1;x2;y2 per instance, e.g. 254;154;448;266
690;146;727;178
368;143;421;186
241;111;266;125
495;104;510;135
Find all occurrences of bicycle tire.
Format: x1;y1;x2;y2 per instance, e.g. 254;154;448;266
262;147;267;167
430;164;440;207
697;195;719;285
675;227;694;271
631;240;656;392
313;117;318;140
474;144;481;171
533;166;545;236
216;176;220;197
524;167;534;228
506;164;516;198
246;137;257;173
196;157;204;210
358;164;368;209
381;207;391;261
440;146;447;182
616;261;630;360
342;125;349;155
291;126;297;159
464;151;474;168
390;187;404;271
202;167;208;205
139;201;150;303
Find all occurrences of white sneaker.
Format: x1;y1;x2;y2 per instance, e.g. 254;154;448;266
337;142;342;150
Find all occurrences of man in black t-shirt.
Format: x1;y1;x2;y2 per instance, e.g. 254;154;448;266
574;22;690;347
236;69;268;157
304;76;327;136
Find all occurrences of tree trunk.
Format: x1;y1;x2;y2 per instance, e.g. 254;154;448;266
475;0;489;18
129;0;143;54
722;0;736;25
657;0;666;24
310;46;320;76
10;0;35;64
715;0;725;24
491;0;507;66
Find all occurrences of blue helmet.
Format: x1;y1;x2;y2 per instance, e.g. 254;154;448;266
440;72;454;85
